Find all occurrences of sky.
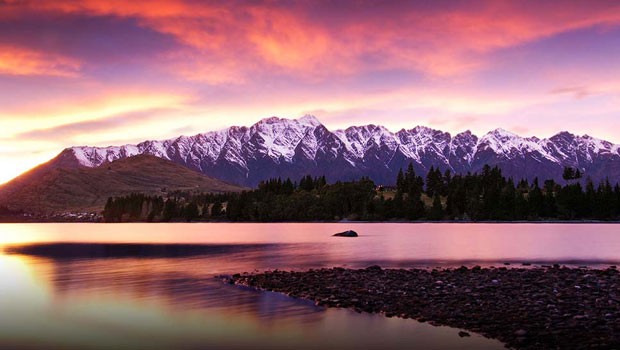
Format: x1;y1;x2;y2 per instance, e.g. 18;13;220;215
1;0;620;184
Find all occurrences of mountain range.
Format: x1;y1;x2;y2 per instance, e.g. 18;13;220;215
50;115;620;187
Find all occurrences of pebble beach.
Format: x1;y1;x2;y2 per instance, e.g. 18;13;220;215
231;265;620;349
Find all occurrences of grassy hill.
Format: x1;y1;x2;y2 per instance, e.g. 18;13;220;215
0;154;244;214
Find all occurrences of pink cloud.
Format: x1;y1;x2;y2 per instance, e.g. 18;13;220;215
550;86;593;99
6;0;619;81
0;45;81;77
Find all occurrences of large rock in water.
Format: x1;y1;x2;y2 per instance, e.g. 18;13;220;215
333;230;358;237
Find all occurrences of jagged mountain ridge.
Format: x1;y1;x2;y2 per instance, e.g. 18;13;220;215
58;115;620;187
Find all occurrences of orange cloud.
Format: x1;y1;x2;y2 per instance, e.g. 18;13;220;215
245;6;333;72
29;0;190;18
9;1;620;80
433;1;620;52
330;2;620;77
0;45;81;77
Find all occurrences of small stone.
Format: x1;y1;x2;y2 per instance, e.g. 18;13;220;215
515;329;527;336
458;331;471;337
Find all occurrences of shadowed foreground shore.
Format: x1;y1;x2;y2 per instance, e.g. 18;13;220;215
231;266;620;349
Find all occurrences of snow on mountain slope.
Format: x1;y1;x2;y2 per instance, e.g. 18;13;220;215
62;115;620;186
246;115;321;162
477;128;560;163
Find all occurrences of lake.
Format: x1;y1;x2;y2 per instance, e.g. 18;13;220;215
1;223;619;349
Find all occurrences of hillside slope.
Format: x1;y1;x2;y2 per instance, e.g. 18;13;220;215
0;154;243;214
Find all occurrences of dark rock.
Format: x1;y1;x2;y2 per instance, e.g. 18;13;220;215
458;331;471;337
333;230;358;237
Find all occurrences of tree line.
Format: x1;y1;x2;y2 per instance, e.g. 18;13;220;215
0;205;22;216
103;165;620;222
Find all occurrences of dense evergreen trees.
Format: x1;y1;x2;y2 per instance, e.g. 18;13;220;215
0;205;22;216
103;165;620;222
563;166;582;181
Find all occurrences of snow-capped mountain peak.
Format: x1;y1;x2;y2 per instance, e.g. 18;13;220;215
298;114;322;127
63;115;620;186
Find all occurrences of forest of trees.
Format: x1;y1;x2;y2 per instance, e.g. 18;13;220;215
103;165;620;222
0;205;22;216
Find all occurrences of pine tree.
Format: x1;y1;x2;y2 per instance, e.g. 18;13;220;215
442;169;452;195
499;179;516;219
514;192;528;220
429;194;443;220
162;198;178;222
542;179;558;217
528;178;544;218
426;166;443;197
396;168;405;193
211;201;223;218
184;202;199;222
317;175;327;188
584;178;596;218
562;167;575;181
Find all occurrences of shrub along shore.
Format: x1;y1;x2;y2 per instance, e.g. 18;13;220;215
230;265;620;350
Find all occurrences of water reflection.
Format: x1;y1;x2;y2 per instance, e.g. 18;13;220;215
2;240;504;349
6;222;618;349
3;223;620;264
6;242;287;259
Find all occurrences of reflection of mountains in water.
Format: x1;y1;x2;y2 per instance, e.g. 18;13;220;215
5;242;288;259
7;242;327;324
2;248;501;350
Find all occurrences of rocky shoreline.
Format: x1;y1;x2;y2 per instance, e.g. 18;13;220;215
230;266;620;349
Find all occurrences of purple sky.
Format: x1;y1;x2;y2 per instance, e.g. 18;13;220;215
1;0;620;183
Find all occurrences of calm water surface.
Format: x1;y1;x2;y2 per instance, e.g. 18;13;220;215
2;223;619;349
